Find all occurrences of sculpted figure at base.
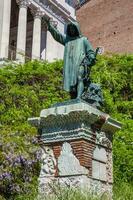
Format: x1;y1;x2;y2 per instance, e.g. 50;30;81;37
44;17;102;105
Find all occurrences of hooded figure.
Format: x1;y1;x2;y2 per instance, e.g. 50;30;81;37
46;20;96;98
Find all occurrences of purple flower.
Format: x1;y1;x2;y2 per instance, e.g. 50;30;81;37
1;172;12;180
13;155;26;166
27;160;32;165
5;154;13;164
9;184;21;193
31;159;36;164
20;155;26;165
14;156;21;165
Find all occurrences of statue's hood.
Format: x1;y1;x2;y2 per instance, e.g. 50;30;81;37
66;21;82;38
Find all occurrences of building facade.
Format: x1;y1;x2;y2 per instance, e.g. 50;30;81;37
76;0;133;53
0;0;76;63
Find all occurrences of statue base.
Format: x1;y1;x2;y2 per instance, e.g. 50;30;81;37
28;99;121;199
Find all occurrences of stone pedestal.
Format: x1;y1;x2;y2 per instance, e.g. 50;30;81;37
28;99;121;198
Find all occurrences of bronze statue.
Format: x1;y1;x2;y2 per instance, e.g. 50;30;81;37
44;17;103;107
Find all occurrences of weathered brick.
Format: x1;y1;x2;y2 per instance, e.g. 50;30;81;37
76;0;133;53
51;139;96;177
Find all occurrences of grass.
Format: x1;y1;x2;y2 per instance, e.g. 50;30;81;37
6;182;132;200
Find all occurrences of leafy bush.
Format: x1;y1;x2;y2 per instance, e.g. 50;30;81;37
0;60;69;199
113;182;133;200
0;54;133;199
91;54;133;184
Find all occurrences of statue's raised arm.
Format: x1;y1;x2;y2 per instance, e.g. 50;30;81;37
44;17;66;46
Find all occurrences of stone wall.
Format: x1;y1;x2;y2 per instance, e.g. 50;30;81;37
76;0;133;53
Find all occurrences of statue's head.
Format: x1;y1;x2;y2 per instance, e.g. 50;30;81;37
66;21;81;38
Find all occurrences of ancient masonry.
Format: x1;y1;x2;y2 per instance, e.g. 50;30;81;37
29;99;121;198
76;0;133;53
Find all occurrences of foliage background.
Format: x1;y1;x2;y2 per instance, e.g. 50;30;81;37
0;54;133;199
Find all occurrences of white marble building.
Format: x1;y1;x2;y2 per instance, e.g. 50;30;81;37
0;0;76;63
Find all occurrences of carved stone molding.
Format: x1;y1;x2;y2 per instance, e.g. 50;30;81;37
16;0;31;8
28;100;121;145
31;7;45;19
41;127;93;144
51;0;70;15
38;1;66;23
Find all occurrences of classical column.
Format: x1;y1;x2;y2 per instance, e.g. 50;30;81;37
0;0;11;59
16;0;30;63
32;9;44;60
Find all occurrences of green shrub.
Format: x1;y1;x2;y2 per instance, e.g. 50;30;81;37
0;60;69;199
113;182;133;200
91;54;133;184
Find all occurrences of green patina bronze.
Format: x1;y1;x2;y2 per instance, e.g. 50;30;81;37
45;19;95;95
44;18;103;106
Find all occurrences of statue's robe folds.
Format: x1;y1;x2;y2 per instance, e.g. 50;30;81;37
48;21;95;92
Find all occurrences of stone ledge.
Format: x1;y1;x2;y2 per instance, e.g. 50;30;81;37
28;100;122;135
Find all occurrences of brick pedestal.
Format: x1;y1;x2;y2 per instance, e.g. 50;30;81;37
28;99;121;198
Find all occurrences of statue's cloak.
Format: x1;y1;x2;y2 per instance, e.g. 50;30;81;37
48;21;95;92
